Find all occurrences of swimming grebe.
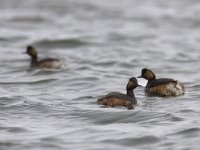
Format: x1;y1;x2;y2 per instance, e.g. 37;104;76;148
97;77;139;109
138;68;185;96
25;45;64;69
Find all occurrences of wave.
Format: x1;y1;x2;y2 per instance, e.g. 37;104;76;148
169;127;200;137
33;38;89;48
0;78;57;85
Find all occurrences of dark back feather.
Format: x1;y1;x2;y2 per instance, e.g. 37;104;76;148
147;78;175;88
99;92;135;102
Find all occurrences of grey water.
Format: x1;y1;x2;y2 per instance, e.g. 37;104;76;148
0;0;200;149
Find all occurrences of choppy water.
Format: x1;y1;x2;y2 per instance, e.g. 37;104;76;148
0;0;200;149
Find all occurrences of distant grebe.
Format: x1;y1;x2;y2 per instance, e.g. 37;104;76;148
138;68;185;96
97;77;139;109
25;45;64;69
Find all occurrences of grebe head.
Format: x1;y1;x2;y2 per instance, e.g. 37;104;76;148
126;77;139;91
138;68;156;80
26;45;37;57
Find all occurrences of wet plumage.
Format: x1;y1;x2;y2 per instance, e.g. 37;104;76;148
97;77;139;109
25;45;64;69
138;68;185;96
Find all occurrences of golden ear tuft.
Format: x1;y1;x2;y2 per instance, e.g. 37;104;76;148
145;70;155;80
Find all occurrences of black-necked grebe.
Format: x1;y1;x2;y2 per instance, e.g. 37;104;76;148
25;45;64;69
138;68;185;96
97;77;139;109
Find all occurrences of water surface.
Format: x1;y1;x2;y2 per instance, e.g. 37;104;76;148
0;0;200;150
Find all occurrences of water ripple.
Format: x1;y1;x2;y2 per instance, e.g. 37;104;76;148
0;0;200;150
34;38;89;48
